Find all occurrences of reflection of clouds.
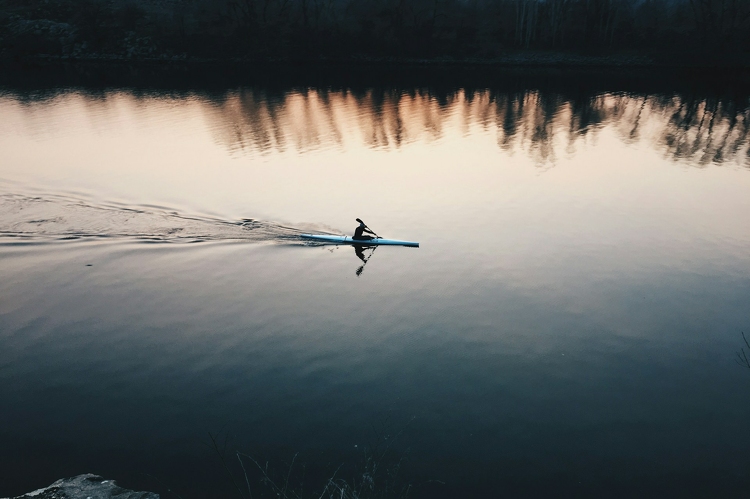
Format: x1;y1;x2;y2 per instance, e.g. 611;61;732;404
193;87;750;167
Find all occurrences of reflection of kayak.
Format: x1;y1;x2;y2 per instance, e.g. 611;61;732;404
301;234;419;248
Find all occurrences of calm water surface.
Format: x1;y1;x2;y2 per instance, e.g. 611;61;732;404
1;73;750;498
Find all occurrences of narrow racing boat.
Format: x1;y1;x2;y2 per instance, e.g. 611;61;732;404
301;234;419;248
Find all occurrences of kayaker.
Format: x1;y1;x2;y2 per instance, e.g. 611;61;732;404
353;218;376;241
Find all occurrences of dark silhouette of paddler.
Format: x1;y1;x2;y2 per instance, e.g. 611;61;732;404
353;218;379;276
353;218;377;241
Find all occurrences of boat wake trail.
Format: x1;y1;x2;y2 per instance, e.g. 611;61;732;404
0;193;339;244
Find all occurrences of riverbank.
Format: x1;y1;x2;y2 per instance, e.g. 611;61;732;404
3;49;750;70
2;56;749;99
5;475;158;499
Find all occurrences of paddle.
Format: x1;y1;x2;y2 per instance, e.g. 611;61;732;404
356;218;381;239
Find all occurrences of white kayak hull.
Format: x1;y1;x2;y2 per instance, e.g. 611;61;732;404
301;234;419;248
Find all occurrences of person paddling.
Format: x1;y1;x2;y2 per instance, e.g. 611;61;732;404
353;218;377;241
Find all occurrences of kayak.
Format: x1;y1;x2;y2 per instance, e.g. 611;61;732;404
301;234;419;247
301;234;419;248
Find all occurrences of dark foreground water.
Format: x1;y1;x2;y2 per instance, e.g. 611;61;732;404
1;67;750;498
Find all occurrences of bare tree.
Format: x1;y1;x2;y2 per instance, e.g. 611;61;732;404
548;0;570;47
514;0;539;48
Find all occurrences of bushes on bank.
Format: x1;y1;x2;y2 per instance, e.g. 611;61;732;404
1;0;748;61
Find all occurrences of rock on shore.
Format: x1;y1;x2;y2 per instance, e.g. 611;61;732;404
5;474;159;499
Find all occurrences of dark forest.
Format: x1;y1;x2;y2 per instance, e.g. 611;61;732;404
1;0;749;64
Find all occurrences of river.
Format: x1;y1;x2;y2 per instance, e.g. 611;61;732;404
1;66;749;498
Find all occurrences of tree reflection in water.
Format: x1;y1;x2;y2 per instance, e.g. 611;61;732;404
203;86;749;167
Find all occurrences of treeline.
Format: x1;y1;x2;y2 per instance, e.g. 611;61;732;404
1;0;749;61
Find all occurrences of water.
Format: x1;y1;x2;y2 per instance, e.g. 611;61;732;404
1;68;750;498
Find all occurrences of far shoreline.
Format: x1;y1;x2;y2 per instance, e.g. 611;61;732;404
2;52;749;95
3;49;750;70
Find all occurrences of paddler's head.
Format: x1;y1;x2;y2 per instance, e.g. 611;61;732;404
356;218;364;226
